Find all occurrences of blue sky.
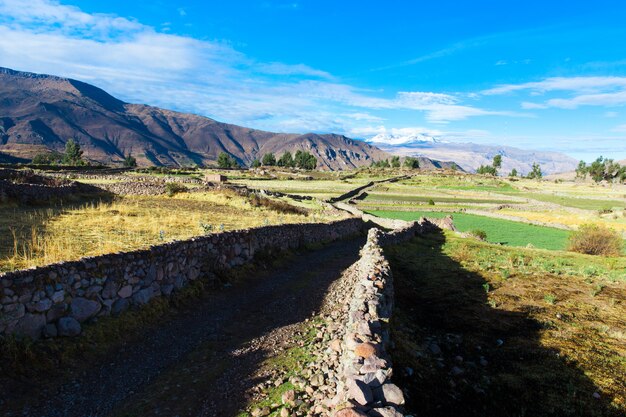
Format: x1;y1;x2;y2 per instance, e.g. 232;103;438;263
1;0;626;161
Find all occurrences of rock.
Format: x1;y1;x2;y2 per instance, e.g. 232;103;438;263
111;298;129;316
102;279;119;299
70;297;101;322
47;303;67;322
348;378;373;405
117;285;133;299
2;303;25;321
428;342;441;355
57;317;81;337
354;342;377;358
28;299;52;313
330;339;342;352
14;313;46;339
280;408;290;417
451;366;464;376
367;406;403;417
281;389;296;406
161;284;174;296
251;406;270;416
43;323;58;338
380;383;404;406
334;408;368;417
51;290;65;303
132;287;154;305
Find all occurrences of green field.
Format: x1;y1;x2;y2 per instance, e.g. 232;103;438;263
369;210;571;250
497;191;626;210
363;193;514;205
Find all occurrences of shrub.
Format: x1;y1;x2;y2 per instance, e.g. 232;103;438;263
165;182;188;197
567;224;623;256
469;229;487;241
427;198;435;205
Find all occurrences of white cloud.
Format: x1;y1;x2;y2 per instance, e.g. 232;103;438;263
605;111;619;118
177;8;187;17
546;90;626;109
612;124;626;132
0;0;522;135
521;101;548;109
483;76;626;95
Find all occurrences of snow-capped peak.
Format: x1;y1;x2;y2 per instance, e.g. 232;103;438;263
368;132;443;146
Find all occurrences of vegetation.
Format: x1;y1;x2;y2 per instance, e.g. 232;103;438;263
391;155;401;168
262;153;276;166
577;156;626;183
251;159;261;168
403;156;420;169
217;152;239;169
62;138;85;165
123;154;137;168
568;223;623;256
368;210;571;250
371;159;390;168
388;232;625;417
526;162;543;179
476;155;502;176
277;151;295;167
509;168;517;177
0;191;332;272
293;150;317;170
165;182;188;197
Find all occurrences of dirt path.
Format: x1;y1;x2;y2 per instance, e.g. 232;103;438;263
8;236;365;417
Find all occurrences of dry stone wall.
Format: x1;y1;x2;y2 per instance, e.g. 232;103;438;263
0;219;364;340
304;219;437;417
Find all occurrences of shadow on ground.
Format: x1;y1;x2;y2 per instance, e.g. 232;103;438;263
1;234;366;417
386;230;623;417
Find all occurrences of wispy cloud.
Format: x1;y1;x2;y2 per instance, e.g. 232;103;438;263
0;0;526;135
483;76;626;95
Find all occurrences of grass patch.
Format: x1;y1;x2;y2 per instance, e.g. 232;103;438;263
387;232;626;417
369;210;571;250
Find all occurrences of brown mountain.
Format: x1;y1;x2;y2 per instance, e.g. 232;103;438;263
0;67;393;170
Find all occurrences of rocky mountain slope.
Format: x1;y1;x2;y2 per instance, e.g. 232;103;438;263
0;67;390;170
369;132;578;175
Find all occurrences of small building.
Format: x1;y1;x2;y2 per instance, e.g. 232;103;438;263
205;173;227;183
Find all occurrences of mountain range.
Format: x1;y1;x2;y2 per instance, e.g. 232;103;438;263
368;132;578;175
0;67;390;170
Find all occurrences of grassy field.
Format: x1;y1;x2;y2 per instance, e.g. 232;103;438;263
0;190;337;272
388;232;626;417
369;210;571;250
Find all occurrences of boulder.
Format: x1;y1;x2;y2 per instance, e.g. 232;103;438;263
57;317;81;337
70;297;101;322
334;408;368;417
117;285;133;298
354;342;377;358
14;313;46;339
348;378;373;405
132;287;154;305
111;298;129;316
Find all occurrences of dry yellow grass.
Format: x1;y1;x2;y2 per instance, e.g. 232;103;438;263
1;191;339;272
501;208;626;234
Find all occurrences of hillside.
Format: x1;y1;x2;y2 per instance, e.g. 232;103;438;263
0;67;390;170
368;132;578;175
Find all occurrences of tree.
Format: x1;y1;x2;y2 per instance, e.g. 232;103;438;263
262;153;276;166
123;154;137;168
217;152;238;169
585;156;623;183
527;162;543;179
575;160;588;179
391;155;401;168
509;168;518;177
403;157;420;169
32;151;63;165
476;165;497;175
493;154;502;169
277;151;295;167
294;150;317;170
251;159;261;168
62;138;84;165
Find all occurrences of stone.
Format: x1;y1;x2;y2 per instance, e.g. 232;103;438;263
14;313;46;339
111;298;129;316
102;279;119;299
354;342;377;358
117;285;133;298
46;303;67;322
57;317;81;337
28;298;52;313
281;389;296;406
428;342;441;355
70;297;101;322
334;408;368;417
367;406;403;417
348;378;373;405
132;287;154;305
43;323;58;338
51;290;65;303
380;383;405;406
2;303;25;322
330;339;342;352
161;284;174;296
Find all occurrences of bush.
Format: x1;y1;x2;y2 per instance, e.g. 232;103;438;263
567;224;623;256
468;229;487;241
427;198;435;205
165;182;188;197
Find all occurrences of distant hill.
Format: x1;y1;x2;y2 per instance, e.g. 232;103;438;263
368;132;578;175
0;67;392;170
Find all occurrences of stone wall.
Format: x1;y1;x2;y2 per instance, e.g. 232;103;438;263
0;218;364;340
305;218;437;417
0;169;104;203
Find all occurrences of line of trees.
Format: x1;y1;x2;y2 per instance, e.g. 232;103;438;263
370;156;420;169
246;150;318;170
477;154;542;179
576;156;626;183
32;138;86;166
